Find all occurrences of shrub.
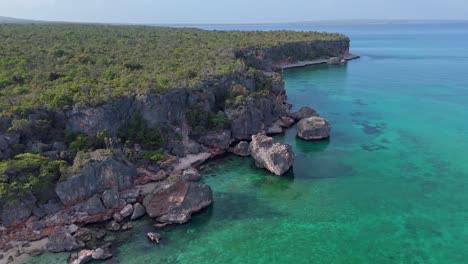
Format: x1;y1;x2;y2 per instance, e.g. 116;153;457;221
118;112;167;148
0;153;66;201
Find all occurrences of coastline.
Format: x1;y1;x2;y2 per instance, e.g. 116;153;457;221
280;53;360;69
0;37;358;263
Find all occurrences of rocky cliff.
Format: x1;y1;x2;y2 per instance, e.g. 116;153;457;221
0;38;352;260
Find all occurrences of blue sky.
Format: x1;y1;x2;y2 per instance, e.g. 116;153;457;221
0;0;467;24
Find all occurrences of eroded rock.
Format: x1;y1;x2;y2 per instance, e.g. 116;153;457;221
143;180;213;224
46;226;84;253
297;117;331;140
229;141;250;157
249;133;295;176
290;107;320;121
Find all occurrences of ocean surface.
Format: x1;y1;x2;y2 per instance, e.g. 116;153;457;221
25;22;468;264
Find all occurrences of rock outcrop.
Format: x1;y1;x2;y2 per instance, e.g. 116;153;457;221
55;150;137;206
143;180;213;224
290;107;320;121
196;130;232;149
248;134;295;176
297;117;331;140
226;94;288;140
0;193;36;227
46;226;84;253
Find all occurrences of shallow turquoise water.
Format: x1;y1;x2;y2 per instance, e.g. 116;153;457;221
24;23;468;263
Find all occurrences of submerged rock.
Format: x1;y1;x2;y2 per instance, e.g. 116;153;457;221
147;232;161;244
297;117;331;140
248;133;295;176
290;106;320;121
143;180;213;224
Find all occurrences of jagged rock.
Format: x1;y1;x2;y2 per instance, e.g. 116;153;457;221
196;130;232;149
168;140;204;157
74;195;106;216
290;107;320;121
56;150;137;206
181;167;201;182
74;228;93;242
119;189;140;201
121;222;133;231
101;189;120;209
297;117;331;140
147;232;161;244
249;133;295;176
69;244;112;264
105;220;121;232
327;57;342;64
46;227;85;253
27;220;45;232
0;193;36;227
52;142;67;151
119;204;134;218
41;198;64;215
229;141;250;157
113;213;124;223
226;94;288;140
130;203;146;220
143;180;213;224
279;116;295;128
266;120;284;135
92;243;112;260
69;250;93;264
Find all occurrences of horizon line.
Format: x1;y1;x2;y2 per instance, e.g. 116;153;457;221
1;16;468;26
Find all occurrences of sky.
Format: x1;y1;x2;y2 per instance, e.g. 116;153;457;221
0;0;467;24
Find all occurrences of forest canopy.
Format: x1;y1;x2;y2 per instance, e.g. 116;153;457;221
0;24;346;114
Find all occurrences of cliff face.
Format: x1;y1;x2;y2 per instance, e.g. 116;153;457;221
0;39;351;232
66;74;256;137
66;39;350;139
240;40;350;71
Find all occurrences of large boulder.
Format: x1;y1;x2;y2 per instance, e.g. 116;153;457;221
296;117;331;140
248;134;295;176
46;226;84;253
130;203;146;220
143;180;213;224
290;107;320;121
56;150;137;206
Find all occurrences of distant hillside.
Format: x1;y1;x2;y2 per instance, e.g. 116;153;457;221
0;16;38;23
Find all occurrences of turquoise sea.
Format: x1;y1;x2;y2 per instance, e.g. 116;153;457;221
25;22;468;263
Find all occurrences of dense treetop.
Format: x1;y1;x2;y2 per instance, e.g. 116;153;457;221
0;24;346;114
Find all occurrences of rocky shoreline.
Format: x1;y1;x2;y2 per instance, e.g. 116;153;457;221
0;40;357;263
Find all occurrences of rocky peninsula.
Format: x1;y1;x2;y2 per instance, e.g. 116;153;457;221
0;24;358;263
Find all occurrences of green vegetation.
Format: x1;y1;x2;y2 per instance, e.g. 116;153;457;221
0;153;66;201
118;112;167;148
137;150;166;161
187;106;229;136
0;24;346;114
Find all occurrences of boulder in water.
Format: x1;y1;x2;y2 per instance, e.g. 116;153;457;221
296;117;331;140
248;133;295;176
